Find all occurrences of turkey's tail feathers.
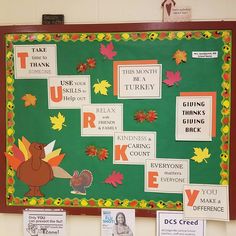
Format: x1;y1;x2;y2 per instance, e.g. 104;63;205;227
52;166;72;178
80;170;93;187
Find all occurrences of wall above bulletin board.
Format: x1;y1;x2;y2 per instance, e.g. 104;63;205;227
0;22;235;218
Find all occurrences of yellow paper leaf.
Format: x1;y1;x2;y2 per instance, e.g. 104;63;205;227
93;80;111;95
18;139;29;160
191;147;211;163
50;112;66;131
21;94;37;107
44;148;61;162
22;136;31;159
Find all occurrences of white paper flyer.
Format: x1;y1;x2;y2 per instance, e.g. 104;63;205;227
23;209;66;236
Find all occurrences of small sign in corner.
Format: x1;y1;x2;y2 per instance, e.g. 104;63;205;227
42;14;64;25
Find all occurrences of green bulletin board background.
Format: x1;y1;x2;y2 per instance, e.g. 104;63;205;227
1;23;233;216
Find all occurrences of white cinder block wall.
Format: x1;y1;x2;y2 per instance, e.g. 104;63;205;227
0;0;235;235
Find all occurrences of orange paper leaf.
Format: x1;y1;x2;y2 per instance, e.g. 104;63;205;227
173;50;187;65
21;94;37;107
5;153;21;170
47;154;65;166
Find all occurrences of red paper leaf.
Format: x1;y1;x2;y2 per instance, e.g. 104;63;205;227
163;71;182;86
97;148;108;160
12;144;25;162
76;63;87;72
85;145;97;157
134;111;146;123
100;42;117;60
146;110;158;122
104;171;123;187
87;58;96;68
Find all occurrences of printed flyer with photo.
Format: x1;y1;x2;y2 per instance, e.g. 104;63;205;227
101;208;135;236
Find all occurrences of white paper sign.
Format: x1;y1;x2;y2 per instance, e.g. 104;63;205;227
48;75;91;109
23;209;66;236
156;211;206;236
176;96;212;141
81;104;123;136
183;184;229;221
145;158;189;193
14;44;57;79
118;64;162;99
192;51;218;59
163;6;191;22
113;131;156;165
101;208;135;236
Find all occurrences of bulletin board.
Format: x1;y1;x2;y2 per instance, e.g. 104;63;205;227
0;22;235;218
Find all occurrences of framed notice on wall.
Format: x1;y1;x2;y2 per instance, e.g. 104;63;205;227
0;22;235;218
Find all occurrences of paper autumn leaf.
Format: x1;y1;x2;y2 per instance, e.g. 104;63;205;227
104;171;123;187
134;111;146;123
87;58;96;68
21;94;37;107
76;63;87;72
50;112;66;131
163;71;182;86
93;80;111;95
191;147;211;163
85;145;97;157
146;110;158;122
100;42;117;60
173;50;187;65
97;148;108;160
